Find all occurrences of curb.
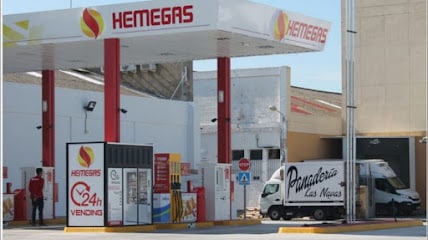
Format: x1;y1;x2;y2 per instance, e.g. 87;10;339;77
278;219;423;234
63;219;261;233
7;218;67;227
64;225;157;233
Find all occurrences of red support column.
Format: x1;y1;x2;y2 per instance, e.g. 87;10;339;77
217;57;231;164
41;70;55;167
42;70;55;218
104;38;121;142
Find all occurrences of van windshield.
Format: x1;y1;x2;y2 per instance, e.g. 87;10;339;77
387;176;407;190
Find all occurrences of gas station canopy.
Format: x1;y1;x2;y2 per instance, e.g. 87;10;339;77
3;0;331;73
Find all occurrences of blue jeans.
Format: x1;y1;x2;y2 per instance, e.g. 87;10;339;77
31;197;44;225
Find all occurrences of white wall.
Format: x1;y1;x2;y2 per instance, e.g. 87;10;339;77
2;82;200;217
194;67;289;127
194;66;290;209
201;128;281;209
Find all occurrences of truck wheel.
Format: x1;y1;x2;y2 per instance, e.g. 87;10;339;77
313;208;326;220
268;207;282;220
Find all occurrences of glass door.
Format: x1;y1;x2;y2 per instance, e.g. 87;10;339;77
138;169;152;224
123;168;138;225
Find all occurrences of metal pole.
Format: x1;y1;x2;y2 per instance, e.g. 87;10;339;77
243;185;247;219
269;105;288;166
346;0;357;224
280;114;287;165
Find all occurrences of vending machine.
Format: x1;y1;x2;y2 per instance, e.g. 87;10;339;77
21;167;54;220
200;162;231;221
123;168;152;225
67;142;153;227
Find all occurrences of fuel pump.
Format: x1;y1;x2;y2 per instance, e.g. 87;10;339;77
170;156;183;223
154;153;184;223
170;177;183;223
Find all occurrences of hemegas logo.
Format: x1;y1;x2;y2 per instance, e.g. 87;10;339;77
80;8;105;39
71;145;101;177
111;5;193;30
272;10;328;44
77;145;95;168
272;11;289;41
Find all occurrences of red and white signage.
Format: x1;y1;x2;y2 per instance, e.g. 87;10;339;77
238;158;250;171
181;163;191;176
3;0;330;51
67;143;105;226
154;153;170;193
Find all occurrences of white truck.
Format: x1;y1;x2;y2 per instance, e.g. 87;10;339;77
259;159;420;220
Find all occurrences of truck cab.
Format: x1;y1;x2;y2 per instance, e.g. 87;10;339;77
259;178;284;220
358;160;421;215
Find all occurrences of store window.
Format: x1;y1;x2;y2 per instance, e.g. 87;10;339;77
268;149;280;160
232;150;244;161
231;149;244;174
250;149;262;180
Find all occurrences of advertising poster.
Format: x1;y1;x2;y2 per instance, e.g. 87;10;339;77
153;194;171;223
181;193;197;222
181;163;191;176
67;143;104;226
3;194;14;222
154;154;169;193
107;168;123;226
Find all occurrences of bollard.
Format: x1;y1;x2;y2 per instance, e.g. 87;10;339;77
391;198;397;222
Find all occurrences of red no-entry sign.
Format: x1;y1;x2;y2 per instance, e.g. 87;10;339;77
238;158;250;171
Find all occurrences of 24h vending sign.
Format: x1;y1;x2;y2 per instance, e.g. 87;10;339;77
67;143;105;226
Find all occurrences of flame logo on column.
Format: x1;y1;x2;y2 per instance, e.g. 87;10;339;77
77;146;94;168
273;11;289;41
80;8;104;39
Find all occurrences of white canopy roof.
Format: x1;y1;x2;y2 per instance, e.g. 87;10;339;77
3;0;331;73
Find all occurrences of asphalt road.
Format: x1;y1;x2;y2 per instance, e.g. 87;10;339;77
2;219;426;240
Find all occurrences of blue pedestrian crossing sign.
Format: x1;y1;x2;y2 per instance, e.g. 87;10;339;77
238;171;251;186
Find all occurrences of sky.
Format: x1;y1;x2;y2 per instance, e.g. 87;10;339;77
2;0;342;93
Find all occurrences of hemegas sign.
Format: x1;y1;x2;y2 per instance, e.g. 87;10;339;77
67;143;105;227
111;5;193;30
270;10;330;49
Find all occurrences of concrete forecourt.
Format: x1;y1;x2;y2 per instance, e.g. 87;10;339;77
2;217;425;240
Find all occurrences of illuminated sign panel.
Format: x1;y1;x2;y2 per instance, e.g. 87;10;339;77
3;0;331;52
67;143;105;226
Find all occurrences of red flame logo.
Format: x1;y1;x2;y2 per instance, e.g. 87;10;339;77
273;11;289;41
77;146;94;168
80;8;104;39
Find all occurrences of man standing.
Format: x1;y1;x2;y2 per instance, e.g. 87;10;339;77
29;168;45;226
